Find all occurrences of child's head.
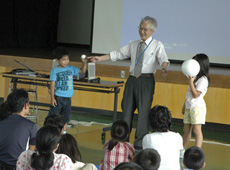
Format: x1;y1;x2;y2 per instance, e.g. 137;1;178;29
53;46;70;68
111;120;129;141
0;89;29;120
114;162;143;170
184;146;205;170
149;105;172;132
56;133;82;163
108;120;129;151
53;46;69;60
44;114;67;134
192;53;210;83
31;125;61;170
134;148;161;170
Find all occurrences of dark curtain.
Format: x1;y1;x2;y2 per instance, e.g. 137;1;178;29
0;0;60;48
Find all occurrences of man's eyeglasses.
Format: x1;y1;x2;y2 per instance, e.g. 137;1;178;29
138;26;152;32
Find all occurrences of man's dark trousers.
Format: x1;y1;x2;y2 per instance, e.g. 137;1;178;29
121;74;155;149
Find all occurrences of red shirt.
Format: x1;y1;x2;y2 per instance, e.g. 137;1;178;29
100;140;135;170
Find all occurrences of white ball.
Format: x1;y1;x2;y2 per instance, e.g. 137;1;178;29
81;54;86;59
181;59;200;77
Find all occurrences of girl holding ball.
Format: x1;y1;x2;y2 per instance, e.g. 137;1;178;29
182;54;210;148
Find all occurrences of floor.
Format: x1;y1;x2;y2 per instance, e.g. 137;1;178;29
33;108;230;170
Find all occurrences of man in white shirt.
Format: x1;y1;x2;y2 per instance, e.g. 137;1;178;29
90;16;169;150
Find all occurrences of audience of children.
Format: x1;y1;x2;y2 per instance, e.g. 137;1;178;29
0;89;209;170
0;89;37;170
56;133;86;170
17;125;73;170
182;54;210;148
134;148;161;170
142;105;183;170
100;120;135;170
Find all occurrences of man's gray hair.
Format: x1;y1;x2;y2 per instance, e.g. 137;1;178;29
140;16;158;31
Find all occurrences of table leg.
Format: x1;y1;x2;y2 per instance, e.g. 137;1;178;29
113;87;119;122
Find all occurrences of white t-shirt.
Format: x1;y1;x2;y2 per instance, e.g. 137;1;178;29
73;161;85;170
185;76;208;109
142;131;183;170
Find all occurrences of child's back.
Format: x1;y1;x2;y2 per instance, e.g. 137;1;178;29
100;120;135;170
100;140;135;170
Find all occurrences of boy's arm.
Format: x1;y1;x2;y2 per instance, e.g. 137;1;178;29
80;57;88;73
50;81;57;107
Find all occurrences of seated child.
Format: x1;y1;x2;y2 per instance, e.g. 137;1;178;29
44;114;67;134
142;105;183;170
134;148;161;170
100;120;135;170
17;125;73;169
56;133;85;170
114;162;143;170
184;146;205;170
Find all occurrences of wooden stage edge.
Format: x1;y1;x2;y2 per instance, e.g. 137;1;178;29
0;54;230;89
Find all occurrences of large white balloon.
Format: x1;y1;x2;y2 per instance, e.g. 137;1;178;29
181;59;200;77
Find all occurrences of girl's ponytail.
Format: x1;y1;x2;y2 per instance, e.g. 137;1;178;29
31;152;54;170
108;139;119;151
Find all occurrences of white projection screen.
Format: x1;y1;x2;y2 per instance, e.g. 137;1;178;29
92;0;230;66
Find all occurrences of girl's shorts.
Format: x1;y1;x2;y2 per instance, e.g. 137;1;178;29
183;107;206;124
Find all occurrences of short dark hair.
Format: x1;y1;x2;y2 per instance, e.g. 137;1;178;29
31;125;61;170
149;105;172;132
114;162;143;170
0;89;29;120
108;120;130;151
44;114;66;133
134;148;161;170
56;133;82;163
184;146;205;170
53;46;69;60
